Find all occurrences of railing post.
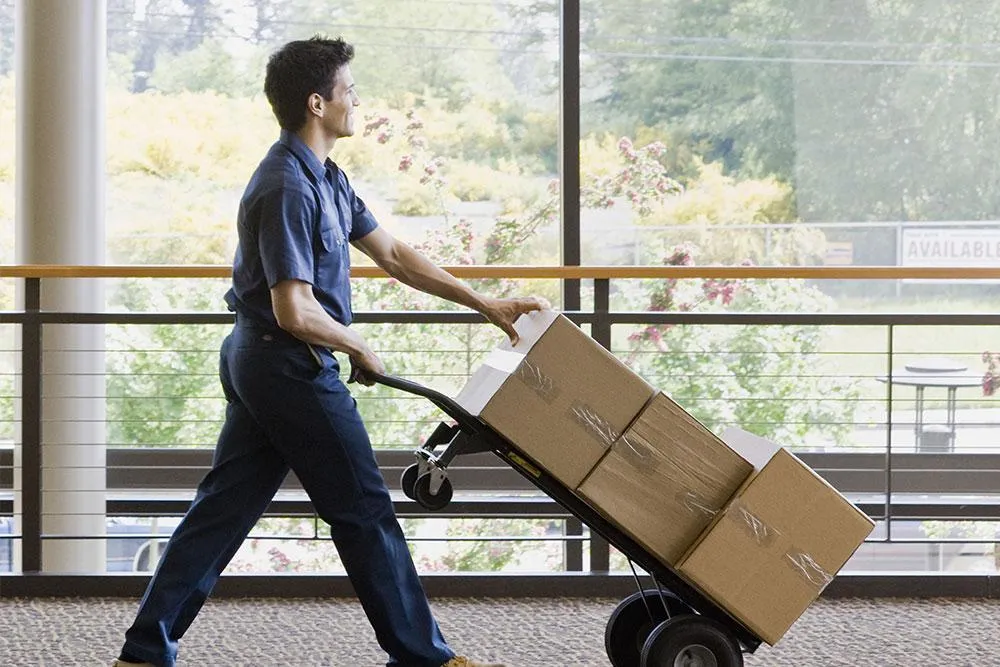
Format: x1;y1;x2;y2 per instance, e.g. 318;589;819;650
885;323;894;542
20;277;42;573
560;0;581;313
588;277;612;571
592;278;611;349
565;517;583;572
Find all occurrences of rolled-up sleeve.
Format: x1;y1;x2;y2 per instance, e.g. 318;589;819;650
255;185;317;288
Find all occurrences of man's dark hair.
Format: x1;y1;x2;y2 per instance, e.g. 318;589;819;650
264;36;355;131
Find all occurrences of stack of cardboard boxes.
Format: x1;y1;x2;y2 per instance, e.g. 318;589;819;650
456;310;874;645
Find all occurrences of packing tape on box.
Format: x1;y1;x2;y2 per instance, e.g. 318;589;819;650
729;498;779;548
728;501;834;592
784;548;835;591
614;434;722;520
680;490;721;520
515;360;559;404
616;433;649;463
570;400;620;447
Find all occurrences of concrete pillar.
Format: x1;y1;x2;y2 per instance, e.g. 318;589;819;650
15;0;106;572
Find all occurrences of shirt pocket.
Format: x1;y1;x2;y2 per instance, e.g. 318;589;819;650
338;191;354;240
318;210;345;252
315;210;349;289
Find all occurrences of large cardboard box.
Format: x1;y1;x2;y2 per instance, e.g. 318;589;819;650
678;428;875;645
578;392;753;566
455;310;656;488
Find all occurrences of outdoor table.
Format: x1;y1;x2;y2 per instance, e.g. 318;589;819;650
878;358;982;452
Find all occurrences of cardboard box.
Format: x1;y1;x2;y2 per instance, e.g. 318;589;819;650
578;392;753;565
455;310;656;488
678;428;875;645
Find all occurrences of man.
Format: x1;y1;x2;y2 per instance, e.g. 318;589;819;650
114;36;546;667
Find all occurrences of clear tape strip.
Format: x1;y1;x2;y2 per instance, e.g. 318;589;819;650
570;400;619;447
614;433;723;519
785;548;835;591
731;499;779;547
515;359;558;404
680;490;720;520
730;500;834;592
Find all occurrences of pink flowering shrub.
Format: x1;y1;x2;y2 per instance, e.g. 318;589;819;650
627;246;860;445
982;352;1000;396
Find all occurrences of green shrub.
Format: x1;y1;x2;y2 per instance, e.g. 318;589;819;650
448;162;503;202
393;179;447;217
625;246;862;447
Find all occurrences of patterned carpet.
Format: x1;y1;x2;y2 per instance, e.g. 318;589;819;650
1;596;997;666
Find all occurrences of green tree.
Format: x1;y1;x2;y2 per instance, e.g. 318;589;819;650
106;279;228;449
583;0;1000;227
150;39;263;96
581;0;798;179
107;0;224;92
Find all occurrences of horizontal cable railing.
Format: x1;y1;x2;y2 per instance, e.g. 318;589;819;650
1;266;1000;589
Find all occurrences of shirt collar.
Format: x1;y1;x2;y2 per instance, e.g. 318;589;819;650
279;129;328;183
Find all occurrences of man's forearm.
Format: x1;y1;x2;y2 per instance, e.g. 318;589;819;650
278;297;368;357
383;243;490;313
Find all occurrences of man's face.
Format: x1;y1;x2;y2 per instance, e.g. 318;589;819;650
323;64;360;139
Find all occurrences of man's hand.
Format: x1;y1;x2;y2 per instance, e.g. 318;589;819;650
346;333;386;386
481;296;551;346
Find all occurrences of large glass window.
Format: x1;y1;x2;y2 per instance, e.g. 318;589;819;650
105;1;560;269
0;0;12;574
581;1;1000;575
103;0;562;437
0;0;13;264
580;1;1000;305
102;2;561;574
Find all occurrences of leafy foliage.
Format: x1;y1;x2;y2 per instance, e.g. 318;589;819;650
625;245;861;446
106;279;230;448
584;0;1000;225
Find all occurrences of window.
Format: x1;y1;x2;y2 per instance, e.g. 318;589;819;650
103;0;563;461
0;0;13;264
580;0;1000;310
105;1;560;270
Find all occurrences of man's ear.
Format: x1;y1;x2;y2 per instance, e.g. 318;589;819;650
308;92;324;117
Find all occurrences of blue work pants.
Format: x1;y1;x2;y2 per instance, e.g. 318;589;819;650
121;324;454;667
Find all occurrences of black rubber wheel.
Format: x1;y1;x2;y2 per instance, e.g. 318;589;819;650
400;464;420;501
640;615;743;667
605;590;693;667
413;472;453;511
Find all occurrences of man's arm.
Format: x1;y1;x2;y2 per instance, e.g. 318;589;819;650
352;227;549;344
270;279;385;383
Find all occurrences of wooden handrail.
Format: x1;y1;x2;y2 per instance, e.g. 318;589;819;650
1;264;1000;280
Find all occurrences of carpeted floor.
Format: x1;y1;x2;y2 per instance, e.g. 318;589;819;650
1;596;996;666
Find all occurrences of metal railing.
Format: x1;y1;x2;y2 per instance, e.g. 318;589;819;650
1;265;1000;597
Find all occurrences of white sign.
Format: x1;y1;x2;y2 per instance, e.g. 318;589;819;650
901;228;1000;267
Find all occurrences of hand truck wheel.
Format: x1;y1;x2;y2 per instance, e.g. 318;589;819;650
640;614;743;667
400;463;420;501
606;589;693;667
413;471;453;511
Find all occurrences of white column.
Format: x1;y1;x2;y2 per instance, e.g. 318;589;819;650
15;0;106;572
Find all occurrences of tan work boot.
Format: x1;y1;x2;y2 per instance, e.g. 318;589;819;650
442;657;506;667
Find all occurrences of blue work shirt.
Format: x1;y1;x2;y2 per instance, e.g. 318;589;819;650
224;130;379;328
